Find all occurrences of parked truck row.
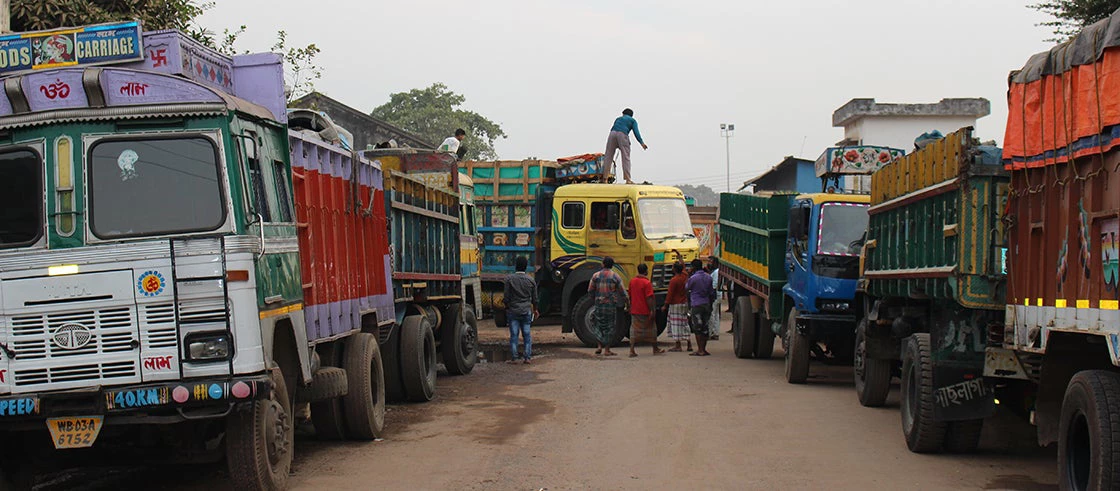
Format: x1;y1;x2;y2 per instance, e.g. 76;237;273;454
0;24;476;490
717;10;1120;486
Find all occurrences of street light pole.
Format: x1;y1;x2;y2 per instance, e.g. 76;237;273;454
720;123;735;192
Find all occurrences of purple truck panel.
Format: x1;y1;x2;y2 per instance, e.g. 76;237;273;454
22;70;88;111
100;69;223;106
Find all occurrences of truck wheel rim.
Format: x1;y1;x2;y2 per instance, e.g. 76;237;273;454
460;322;477;359
266;398;291;466
1066;411;1091;490
854;333;866;380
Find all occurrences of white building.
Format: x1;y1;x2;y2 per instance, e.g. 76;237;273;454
831;98;990;190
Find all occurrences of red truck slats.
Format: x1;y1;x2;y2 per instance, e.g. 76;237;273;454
290;132;393;341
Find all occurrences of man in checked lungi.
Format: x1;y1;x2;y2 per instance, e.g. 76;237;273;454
661;262;692;352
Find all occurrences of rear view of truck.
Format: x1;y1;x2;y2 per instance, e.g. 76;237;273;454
992;11;1120;488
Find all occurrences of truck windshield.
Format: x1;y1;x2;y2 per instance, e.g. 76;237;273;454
89;137;225;239
817;202;868;256
638;198;693;239
0;148;43;247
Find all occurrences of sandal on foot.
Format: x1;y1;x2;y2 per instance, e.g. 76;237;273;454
628;353;638;358
687;347;694;352
667;347;682;352
653;349;666;355
689;352;702;356
594;349;602;355
604;352;618;356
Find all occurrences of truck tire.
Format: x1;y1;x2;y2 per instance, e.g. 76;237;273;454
226;367;293;490
732;296;755;359
756;318;776;359
901;333;946;453
854;318;891;407
341;332;385;440
381;326;406;403
400;315;437;402
311;345;346;441
944;419;984;453
572;294;599;348
1058;370;1120;491
442;304;479;376
784;309;810;384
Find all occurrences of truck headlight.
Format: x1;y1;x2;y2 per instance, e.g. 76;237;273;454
186;332;232;361
819;301;851;313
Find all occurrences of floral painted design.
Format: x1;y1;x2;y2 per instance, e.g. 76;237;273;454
818;146;904;177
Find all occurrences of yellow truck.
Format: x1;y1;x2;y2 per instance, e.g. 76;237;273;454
462;158;700;346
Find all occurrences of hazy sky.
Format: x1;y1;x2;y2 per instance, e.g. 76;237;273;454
200;1;1053;191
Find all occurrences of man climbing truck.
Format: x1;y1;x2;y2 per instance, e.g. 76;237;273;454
0;25;469;490
721;145;902;383
856;127;1006;455
463;156;699;347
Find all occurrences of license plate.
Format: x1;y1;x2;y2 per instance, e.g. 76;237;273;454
46;416;103;449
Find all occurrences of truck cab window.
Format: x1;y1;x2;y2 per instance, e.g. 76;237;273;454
562;202;584;229
0;149;43;247
621;201;636;240
248;159;271;222
590;202;619;230
271;160;292;222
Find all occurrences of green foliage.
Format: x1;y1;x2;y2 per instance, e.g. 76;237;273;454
11;0;212;41
371;83;506;160
1030;0;1120;41
674;184;719;206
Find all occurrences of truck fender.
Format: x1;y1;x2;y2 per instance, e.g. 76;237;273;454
261;314;312;385
561;266;600;317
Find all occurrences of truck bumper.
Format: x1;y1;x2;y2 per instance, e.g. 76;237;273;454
794;312;858;337
0;374;271;424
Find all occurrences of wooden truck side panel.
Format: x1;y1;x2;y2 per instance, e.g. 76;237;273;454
718;192;794;319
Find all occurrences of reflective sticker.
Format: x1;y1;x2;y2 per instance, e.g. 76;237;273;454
137;270;165;297
118;149;138;181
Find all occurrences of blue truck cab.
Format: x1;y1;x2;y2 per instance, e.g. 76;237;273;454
779;145;902;384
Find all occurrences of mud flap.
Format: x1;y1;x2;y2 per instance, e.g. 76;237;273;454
929;306;997;422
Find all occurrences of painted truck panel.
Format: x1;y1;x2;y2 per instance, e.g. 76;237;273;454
718;192;794;319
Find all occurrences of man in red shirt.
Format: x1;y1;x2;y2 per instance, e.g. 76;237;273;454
628;263;665;357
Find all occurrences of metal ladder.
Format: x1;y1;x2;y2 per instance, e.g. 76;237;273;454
169;236;234;378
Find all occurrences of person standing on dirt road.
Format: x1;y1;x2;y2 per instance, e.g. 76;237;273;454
707;257;721;341
686;259;715;356
628;264;665;357
662;261;691;352
603;108;647;184
503;256;539;364
588;257;627;357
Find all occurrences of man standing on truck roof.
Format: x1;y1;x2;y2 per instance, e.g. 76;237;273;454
588;257;628;357
628;264;665;357
504;256;539;364
603;108;647;184
438;128;467;156
662;262;692;352
686;258;715;356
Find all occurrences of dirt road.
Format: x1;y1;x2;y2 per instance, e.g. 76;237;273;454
38;317;1058;490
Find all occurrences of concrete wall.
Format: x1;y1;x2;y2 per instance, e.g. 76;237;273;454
843;115;979;152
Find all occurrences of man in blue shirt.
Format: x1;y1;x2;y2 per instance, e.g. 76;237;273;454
603;108;648;184
685;258;715;356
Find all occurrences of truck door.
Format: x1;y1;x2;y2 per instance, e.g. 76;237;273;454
588;201;633;274
785;200;812;311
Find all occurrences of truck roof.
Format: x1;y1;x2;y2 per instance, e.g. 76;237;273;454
554;183;685;200
797;193;871;205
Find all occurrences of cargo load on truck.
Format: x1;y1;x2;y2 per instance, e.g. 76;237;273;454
993;8;1120;488
857;127;1007;454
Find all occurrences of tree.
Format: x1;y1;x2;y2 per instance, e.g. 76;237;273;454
371;83;506;160
11;0;211;40
674;184;719;207
1030;0;1120;41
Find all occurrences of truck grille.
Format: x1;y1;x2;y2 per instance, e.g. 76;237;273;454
652;264;675;289
9;306;139;387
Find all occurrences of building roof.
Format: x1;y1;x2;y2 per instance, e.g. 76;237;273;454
832;98;990;127
740;156;813;191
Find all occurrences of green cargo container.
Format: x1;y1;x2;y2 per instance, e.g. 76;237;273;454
718;192;795;323
460;160;557;201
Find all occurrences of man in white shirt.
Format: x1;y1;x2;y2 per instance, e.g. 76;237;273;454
438;128;466;155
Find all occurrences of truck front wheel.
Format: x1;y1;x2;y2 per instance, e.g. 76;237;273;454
756;317;776;359
901;333;946;453
401;315;438;402
226;367;293;490
572;295;599;348
784;309;810;384
732;296;756;359
1059;370;1120;491
854;318;891;407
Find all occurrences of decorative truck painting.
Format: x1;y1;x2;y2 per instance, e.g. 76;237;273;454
0;26;472;491
0;21;144;74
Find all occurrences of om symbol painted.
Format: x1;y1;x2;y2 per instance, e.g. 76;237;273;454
137;271;166;297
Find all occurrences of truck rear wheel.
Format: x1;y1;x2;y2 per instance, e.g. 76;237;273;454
401;315;437;402
442;304;479;376
1059;370;1120;491
944;419;984;453
226;367;293;490
756;317;776;359
784;309;810;384
342;332;385;440
382;326;406;403
854;318;891;407
732;296;756;359
901;333;946;453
